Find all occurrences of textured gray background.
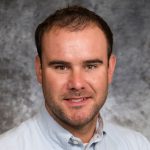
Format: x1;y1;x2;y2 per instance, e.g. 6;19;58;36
0;0;150;140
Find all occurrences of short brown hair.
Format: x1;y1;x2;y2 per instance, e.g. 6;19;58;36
35;5;113;60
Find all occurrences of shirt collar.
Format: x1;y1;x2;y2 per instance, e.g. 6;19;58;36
35;102;106;147
88;114;106;145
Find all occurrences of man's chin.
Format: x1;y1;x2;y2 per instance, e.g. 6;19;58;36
60;113;97;129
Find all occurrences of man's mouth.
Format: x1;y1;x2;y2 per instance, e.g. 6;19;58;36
63;97;91;107
65;97;88;101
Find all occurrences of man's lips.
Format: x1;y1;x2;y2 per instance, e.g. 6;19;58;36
63;96;91;106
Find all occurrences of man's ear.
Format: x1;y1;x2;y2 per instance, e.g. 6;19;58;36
108;54;116;84
35;55;42;84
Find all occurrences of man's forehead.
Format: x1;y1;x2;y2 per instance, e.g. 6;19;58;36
46;26;108;55
41;25;108;62
42;25;108;50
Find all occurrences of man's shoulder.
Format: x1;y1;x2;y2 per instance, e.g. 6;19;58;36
0;117;38;150
104;122;141;136
103;122;150;149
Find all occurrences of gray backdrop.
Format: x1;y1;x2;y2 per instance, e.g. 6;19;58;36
0;0;150;140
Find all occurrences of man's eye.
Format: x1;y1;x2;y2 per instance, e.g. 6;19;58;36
85;64;98;70
54;65;68;70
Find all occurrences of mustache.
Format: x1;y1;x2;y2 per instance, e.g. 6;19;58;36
62;89;94;99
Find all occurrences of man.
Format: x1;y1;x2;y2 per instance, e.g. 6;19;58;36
0;5;150;150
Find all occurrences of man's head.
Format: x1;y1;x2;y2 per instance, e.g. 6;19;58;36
35;5;113;61
35;5;116;138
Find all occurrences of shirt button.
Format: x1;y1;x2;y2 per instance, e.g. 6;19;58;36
73;140;79;145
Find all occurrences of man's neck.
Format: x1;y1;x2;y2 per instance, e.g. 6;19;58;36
54;113;98;143
68;117;98;143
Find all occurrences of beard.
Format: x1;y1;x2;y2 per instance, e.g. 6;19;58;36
46;100;100;129
44;88;108;129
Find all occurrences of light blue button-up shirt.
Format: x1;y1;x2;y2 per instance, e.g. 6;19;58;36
0;104;150;150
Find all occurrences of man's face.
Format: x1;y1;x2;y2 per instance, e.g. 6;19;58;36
35;26;116;129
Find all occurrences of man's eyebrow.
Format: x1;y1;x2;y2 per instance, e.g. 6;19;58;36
84;59;103;64
48;59;103;66
48;60;70;66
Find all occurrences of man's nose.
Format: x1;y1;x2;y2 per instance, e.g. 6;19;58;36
67;69;86;90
